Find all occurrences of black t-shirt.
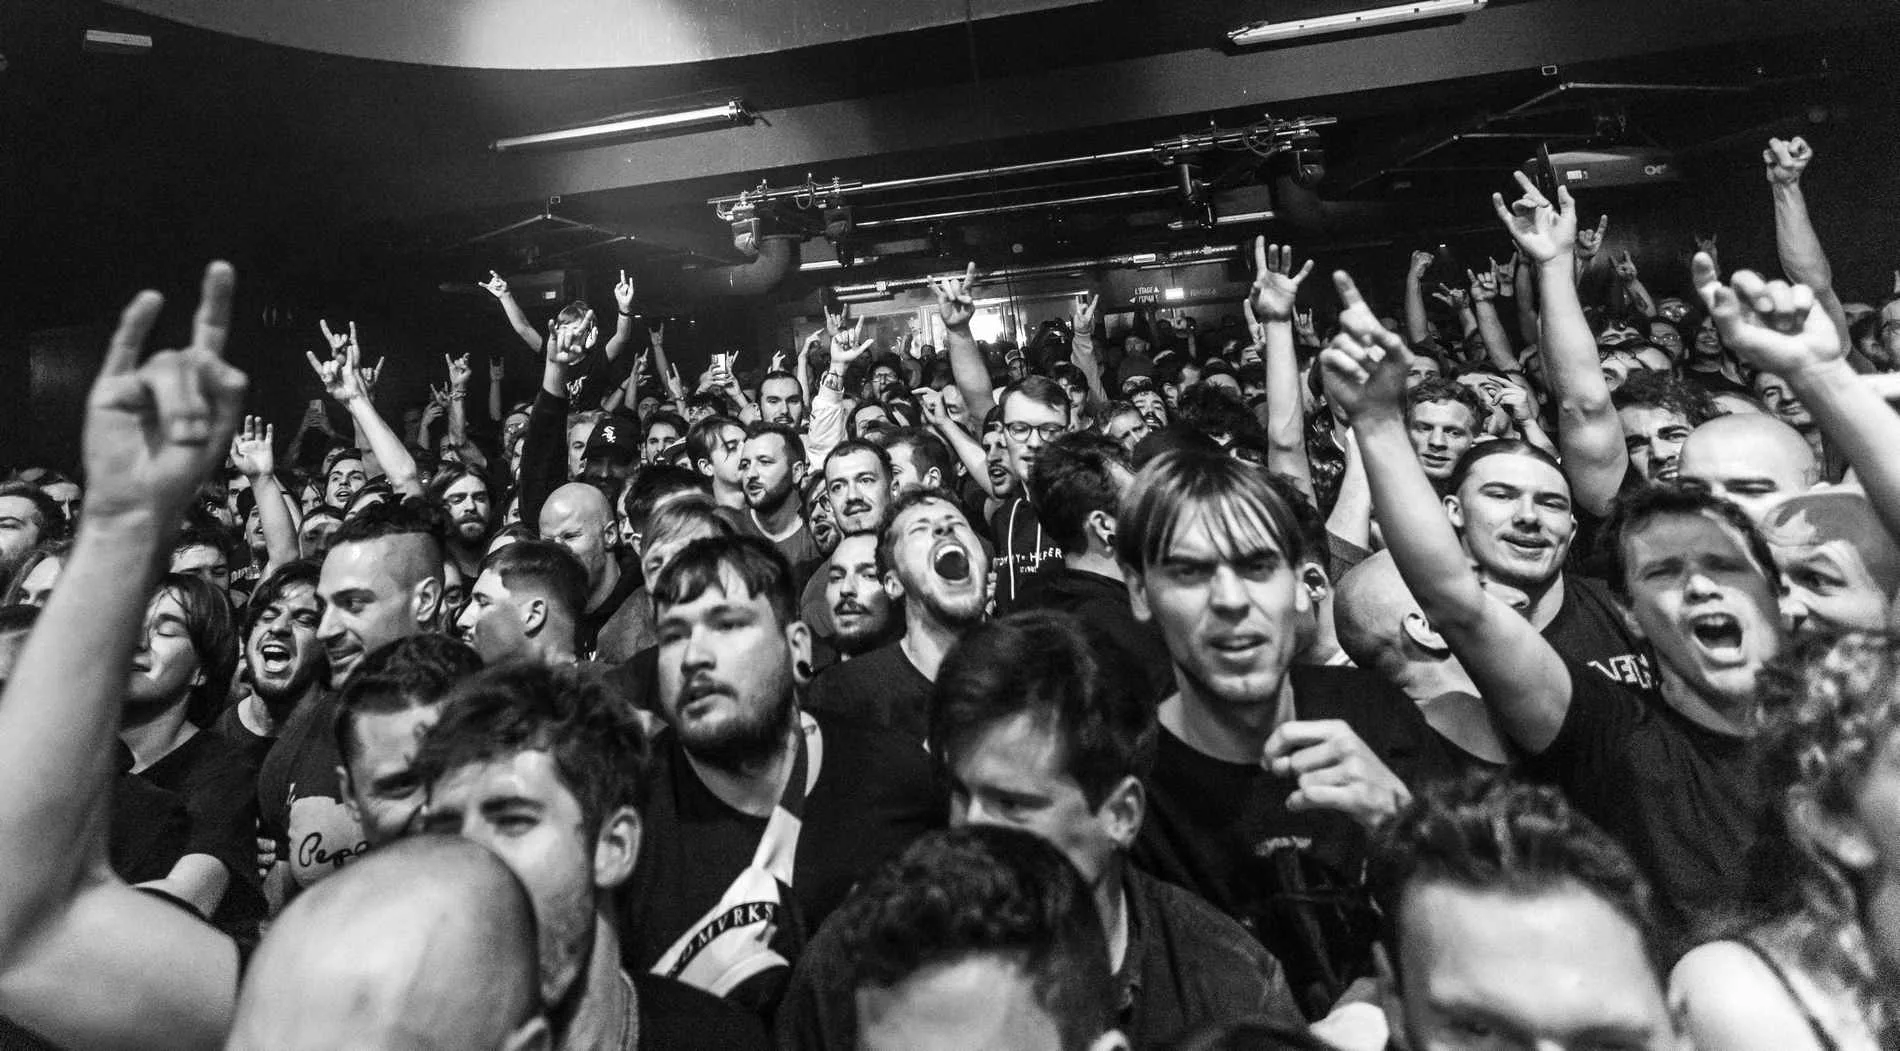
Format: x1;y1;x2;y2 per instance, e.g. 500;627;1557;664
803;642;934;742
138;729;267;941
1519;662;1756;943
633;971;770;1051
1132;666;1457;1019
987;497;1062;613
1022;565;1174;703
211;698;277;769
1544;574;1653;696
257;691;370;893
622;711;943;999
561;349;629;412
111;772;192;884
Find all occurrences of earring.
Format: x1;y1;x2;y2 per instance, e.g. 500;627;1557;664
795;660;813;679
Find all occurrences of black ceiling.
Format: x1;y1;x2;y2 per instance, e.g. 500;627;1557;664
8;0;1900;327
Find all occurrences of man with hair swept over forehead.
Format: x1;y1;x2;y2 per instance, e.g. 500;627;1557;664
1118;448;1455;1018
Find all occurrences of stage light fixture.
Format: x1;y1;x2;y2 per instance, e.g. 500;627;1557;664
1228;0;1485;47
492;100;752;153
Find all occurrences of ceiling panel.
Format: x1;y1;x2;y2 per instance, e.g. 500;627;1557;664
110;0;1098;69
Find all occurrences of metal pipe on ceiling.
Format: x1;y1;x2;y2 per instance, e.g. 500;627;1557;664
1501;81;1756;116
828;243;1242;300
853;186;1174;230
706;147;1157;209
707;115;1335;212
1346;80;1766;193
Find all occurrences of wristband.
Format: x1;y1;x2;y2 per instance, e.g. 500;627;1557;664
618;311;633;318
821;370;844;391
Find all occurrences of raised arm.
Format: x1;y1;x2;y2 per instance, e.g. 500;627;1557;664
480;270;544;354
1249;239;1318;500
602;270;639;363
487;354;505;423
1468;263;1520;372
229;416;299;576
1069;295;1113;412
921;388;1001;498
443;354;473;454
808;326;873;470
1494;174;1627;517
1611;252;1657;318
1764;137;1853;358
1512;251;1540;348
931;263;996;422
1403;250;1434;346
307;322;420;498
518;324;586;526
0;263;242;1051
1696;254;1900;543
1323;270;1575;753
647;321;687;406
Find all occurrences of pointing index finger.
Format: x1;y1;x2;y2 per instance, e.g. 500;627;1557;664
1332;270;1368;312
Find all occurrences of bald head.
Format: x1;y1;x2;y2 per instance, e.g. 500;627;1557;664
540;483;613;532
1333;552;1417;673
228;836;546;1051
538;483;620;592
1333;551;1505;765
1679;413;1820;523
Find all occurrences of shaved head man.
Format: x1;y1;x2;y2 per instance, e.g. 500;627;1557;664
228;835;549;1051
537;482;633;656
1334;551;1509;767
1678;413;1820;523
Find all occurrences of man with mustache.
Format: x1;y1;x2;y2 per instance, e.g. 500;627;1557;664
428;463;497;580
807;491;989;741
799;440;898;638
628;535;939;1013
818;531;900;663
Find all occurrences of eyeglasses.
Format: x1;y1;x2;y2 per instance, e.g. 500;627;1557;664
1003;421;1067;443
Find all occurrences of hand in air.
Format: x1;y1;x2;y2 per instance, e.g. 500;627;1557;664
1319;271;1412;426
1763;136;1813;187
86;262;249;524
1249;239;1314;323
1692;252;1842;380
228;414;276;480
1491;171;1579;265
929;263;980;330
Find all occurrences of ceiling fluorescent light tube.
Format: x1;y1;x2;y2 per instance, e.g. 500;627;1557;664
1229;0;1485;47
492;100;750;153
